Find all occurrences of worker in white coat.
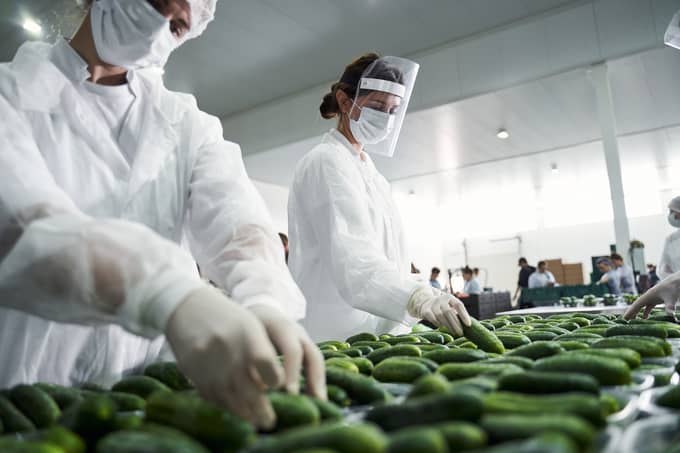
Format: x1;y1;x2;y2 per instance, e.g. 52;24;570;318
0;0;324;429
288;53;471;342
659;196;680;279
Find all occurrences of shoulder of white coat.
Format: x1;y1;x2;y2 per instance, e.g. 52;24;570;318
294;140;353;181
0;42;54;108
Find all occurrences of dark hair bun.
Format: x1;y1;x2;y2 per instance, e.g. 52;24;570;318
319;89;340;119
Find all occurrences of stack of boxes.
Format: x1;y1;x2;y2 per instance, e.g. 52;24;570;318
544;258;584;286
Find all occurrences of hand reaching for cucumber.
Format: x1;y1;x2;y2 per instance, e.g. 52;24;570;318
165;286;285;429
624;272;680;321
407;287;472;336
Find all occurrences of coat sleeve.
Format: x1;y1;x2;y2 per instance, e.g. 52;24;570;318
184;115;306;320
0;88;204;338
295;149;423;323
659;236;677;280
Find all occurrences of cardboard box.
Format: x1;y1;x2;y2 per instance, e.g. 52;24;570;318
562;263;584;285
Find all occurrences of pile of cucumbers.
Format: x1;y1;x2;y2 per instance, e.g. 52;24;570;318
0;309;678;453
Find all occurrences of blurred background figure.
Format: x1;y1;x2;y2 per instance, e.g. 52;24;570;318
610;253;637;294
597;258;621;295
528;261;556;288
457;266;482;297
514;257;536;301
648;264;661;288
429;267;442;289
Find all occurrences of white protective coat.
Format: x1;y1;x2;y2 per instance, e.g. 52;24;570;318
0;41;303;387
659;230;680;280
288;129;424;342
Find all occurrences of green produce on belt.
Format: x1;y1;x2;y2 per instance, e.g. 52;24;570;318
591;336;670;357
350;357;374;375
437;363;523;381
386;426;448;453
604;324;668;339
461;319;505;354
407;374;451;399
325;367;391;405
372;358;431;383
366;344;421;364
326;385;350;407
564;347;641;368
9;385;61;429
325;358;360;374
346;333;379;344
497;371;599;395
145;391;255;453
471;432;578;453
365;392;483;431
110;376;171;399
485;356;534;369
144;362;193;391
0;394;36;433
533;354;631;386
33;384;83;411
495;333;531;349
480;414;595;449
423;348;487;364
657;385;680;409
96;426;209;453
268;392;321;431
506;341;564;360
247;422;388;453
434;421;487;452
524;330;558;342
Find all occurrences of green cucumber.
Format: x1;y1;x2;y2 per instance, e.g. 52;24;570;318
96;427;209;453
423;349;487;364
0;395;36;433
407;374;451;399
480;414;594;448
506;341;564;360
269;393;321;431
525;330;558;342
351;358;374;375
9;385;60;428
325;368;390;405
495;333;531;349
110;376;171;399
143;362;193;391
386;427;447;453
591;336;669;357
372;358;431;383
497;371;599;395
365;392;483;431
605;325;668;339
461;319;505;354
437;363;523;381
565;348;641;369
366;344;421;364
533;354;631;386
346;333;379;344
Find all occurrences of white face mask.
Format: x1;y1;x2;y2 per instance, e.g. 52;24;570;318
349;104;396;147
91;0;180;70
669;212;680;228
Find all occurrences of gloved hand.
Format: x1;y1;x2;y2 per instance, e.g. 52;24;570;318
248;304;326;400
407;286;472;336
624;272;680;321
165;286;284;429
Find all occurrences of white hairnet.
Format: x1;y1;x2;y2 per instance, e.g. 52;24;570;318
186;0;217;40
669;196;680;213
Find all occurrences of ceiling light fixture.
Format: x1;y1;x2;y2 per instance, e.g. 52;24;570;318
551;163;559;174
408;190;416;197
496;129;509;139
23;18;42;35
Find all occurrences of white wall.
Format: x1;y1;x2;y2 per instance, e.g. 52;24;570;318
251;179;289;234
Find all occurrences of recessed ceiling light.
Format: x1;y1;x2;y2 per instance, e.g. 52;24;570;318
23;18;42;35
496;129;509;139
408;190;416;197
551;163;559;174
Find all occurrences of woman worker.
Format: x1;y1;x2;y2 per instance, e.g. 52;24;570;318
288;53;471;342
0;0;324;429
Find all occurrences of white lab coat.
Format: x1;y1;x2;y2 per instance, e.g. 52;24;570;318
616;264;637;295
0;41;303;387
528;271;556;289
660;230;680;280
288;129;422;342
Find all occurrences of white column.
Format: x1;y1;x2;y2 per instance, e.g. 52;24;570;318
590;63;631;258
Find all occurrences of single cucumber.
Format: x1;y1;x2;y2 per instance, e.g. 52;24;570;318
95;427;209;453
657;385;680;409
144;362;193;391
383;335;422;345
565;348;641;369
310;398;343;422
433;421;487;452
414;332;446;345
29;426;85;453
352;345;374;356
145;391;255;452
533;354;631;386
605;325;668;339
525;331;558;342
506;341;564;360
365;392;483;431
325;358;360;374
346;333;379;344
591;336;669;357
0;394;36;433
495;333;531;349
341;348;365;358
351;357;374;375
497;371;599;395
423;349;487;364
366;344;421;364
556;322;581;331
486;356;534;369
483;391;606;427
323;351;350;360
351;341;391;350
248;422;387;453
317;341;350;350
386;427;448;453
59;395;117;444
269;392;321;431
468;432;577;453
33;384;83;411
407;374;450;399
569;317;591;327
107;392;145;412
461;319;505;354
9;385;60;428
415;344;448;353
437;363;523;381
372;358;431;383
110;376;171;399
559;341;590;351
480;414;594;449
326;385;350;407
325;367;391;405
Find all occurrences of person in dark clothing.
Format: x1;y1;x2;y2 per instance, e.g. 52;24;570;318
514;257;536;302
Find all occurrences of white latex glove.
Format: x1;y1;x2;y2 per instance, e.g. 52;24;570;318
248;304;326;400
624;272;680;321
165;286;284;429
407;286;472;336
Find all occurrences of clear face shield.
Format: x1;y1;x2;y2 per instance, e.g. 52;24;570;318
665;10;680;49
348;56;419;158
